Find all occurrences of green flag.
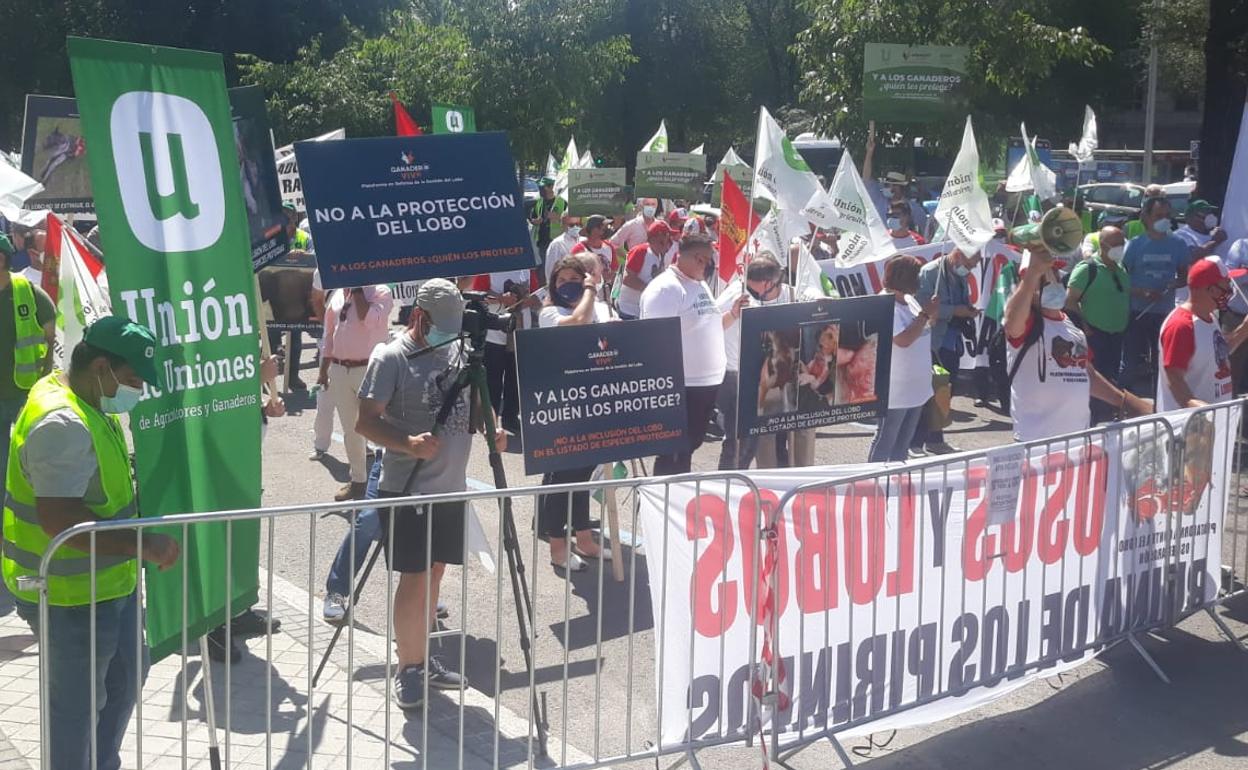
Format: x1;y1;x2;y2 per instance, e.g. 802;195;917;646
432;103;476;134
68;37;262;661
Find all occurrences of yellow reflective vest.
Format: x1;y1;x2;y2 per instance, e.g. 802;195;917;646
2;374;137;605
10;275;47;390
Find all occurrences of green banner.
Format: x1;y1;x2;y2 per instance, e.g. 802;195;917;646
862;43;968;123
432;103;476;134
711;163;753;207
634;151;706;200
567;168;631;216
68;37;262;661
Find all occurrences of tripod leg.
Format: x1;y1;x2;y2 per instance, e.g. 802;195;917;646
313;539;384;688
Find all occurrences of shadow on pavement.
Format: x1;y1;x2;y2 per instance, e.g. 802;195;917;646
822;622;1248;770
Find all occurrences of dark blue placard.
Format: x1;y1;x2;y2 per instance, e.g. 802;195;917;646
515;317;687;475
293;132;536;290
736;295;894;437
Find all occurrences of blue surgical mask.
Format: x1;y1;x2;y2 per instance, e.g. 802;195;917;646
1153;218;1171;234
554;282;585;307
99;367;142;414
887;217;902;230
425;327;458;347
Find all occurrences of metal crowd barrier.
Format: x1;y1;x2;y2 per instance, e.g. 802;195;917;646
20;402;1248;770
25;470;764;770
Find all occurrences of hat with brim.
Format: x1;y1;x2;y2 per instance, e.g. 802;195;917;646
0;233;12;257
83;316;161;387
415;278;463;335
539;177;555;187
883;171;908;185
647;220;671;238
1188;256;1230;291
1187;199;1217;214
690;204;720;218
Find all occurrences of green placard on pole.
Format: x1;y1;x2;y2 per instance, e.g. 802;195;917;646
68;37;262;661
862;43;969;123
711;163;753;207
432;103;476;134
634;151;706;200
568;168;632;216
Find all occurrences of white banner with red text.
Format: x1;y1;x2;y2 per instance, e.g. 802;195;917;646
638;406;1235;749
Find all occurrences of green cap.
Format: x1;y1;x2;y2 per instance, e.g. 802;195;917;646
0;233;12;257
1187;199;1216;214
282;201;298;212
539;177;555;187
83;316;161;387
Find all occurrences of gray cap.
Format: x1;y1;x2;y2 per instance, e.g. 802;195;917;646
415;278;463;334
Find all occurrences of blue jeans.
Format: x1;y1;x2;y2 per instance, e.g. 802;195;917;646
325;453;382;597
16;592;147;770
869;406;926;462
0;395;29;506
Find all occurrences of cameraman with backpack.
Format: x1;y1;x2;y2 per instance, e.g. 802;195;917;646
1003;248;1150;443
1065;225;1130;424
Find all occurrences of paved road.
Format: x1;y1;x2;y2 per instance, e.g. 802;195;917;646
251;331;1248;769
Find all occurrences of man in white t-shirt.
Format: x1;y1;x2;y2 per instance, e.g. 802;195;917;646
570;215;616;287
714;253;815;470
543;213;583;284
1158;257;1248;411
618;222;677;320
609;198;659;255
641;233;727;475
1173;200;1229;261
1003;251;1149;442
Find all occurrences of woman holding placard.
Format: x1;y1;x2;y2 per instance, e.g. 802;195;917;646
536;257;614;572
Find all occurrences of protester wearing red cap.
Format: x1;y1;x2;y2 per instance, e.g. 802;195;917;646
666;208;687;235
616;221;677;320
1157;257;1248;411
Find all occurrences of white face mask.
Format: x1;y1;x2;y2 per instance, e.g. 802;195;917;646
99;367;143;414
1040;283;1067;310
642;205;657;218
1204;213;1219;230
565;226;581;239
1106;244;1125;263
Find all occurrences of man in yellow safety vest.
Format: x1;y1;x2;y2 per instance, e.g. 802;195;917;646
0;233;56;511
2;316;179;770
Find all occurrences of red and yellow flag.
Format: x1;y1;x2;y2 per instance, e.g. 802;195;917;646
718;170;754;282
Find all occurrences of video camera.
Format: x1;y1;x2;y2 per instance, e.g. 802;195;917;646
460;290;516;348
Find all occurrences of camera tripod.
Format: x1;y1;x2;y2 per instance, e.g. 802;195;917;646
311;324;547;757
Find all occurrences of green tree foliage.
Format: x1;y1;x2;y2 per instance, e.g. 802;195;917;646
794;0;1117;160
242;2;634;166
0;0;403;148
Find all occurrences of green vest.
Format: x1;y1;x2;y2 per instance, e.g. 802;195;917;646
10;276;47;389
531;196;566;240
2;374;138;606
292;229;311;251
1125;219;1146;241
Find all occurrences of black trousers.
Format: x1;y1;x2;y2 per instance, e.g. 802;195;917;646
654;384;721;476
269;328;305;381
537;465;596;538
484;342;521;430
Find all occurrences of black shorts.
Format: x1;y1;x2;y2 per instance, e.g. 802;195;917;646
378;491;466;574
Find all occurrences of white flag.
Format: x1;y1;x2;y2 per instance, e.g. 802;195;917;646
642;120;669;152
720;146;746;167
1068;106;1098;165
554;136;579;199
0;161;43;220
577;149;595;169
801;150;893;266
747;207;808;261
544;153;558;180
1223;101;1248;245
52;216;112;367
933;117;996;257
753;107;820;213
1020;123;1057;202
690;144;705;155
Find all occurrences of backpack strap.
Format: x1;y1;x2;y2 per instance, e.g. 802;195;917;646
1006;312;1045;388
